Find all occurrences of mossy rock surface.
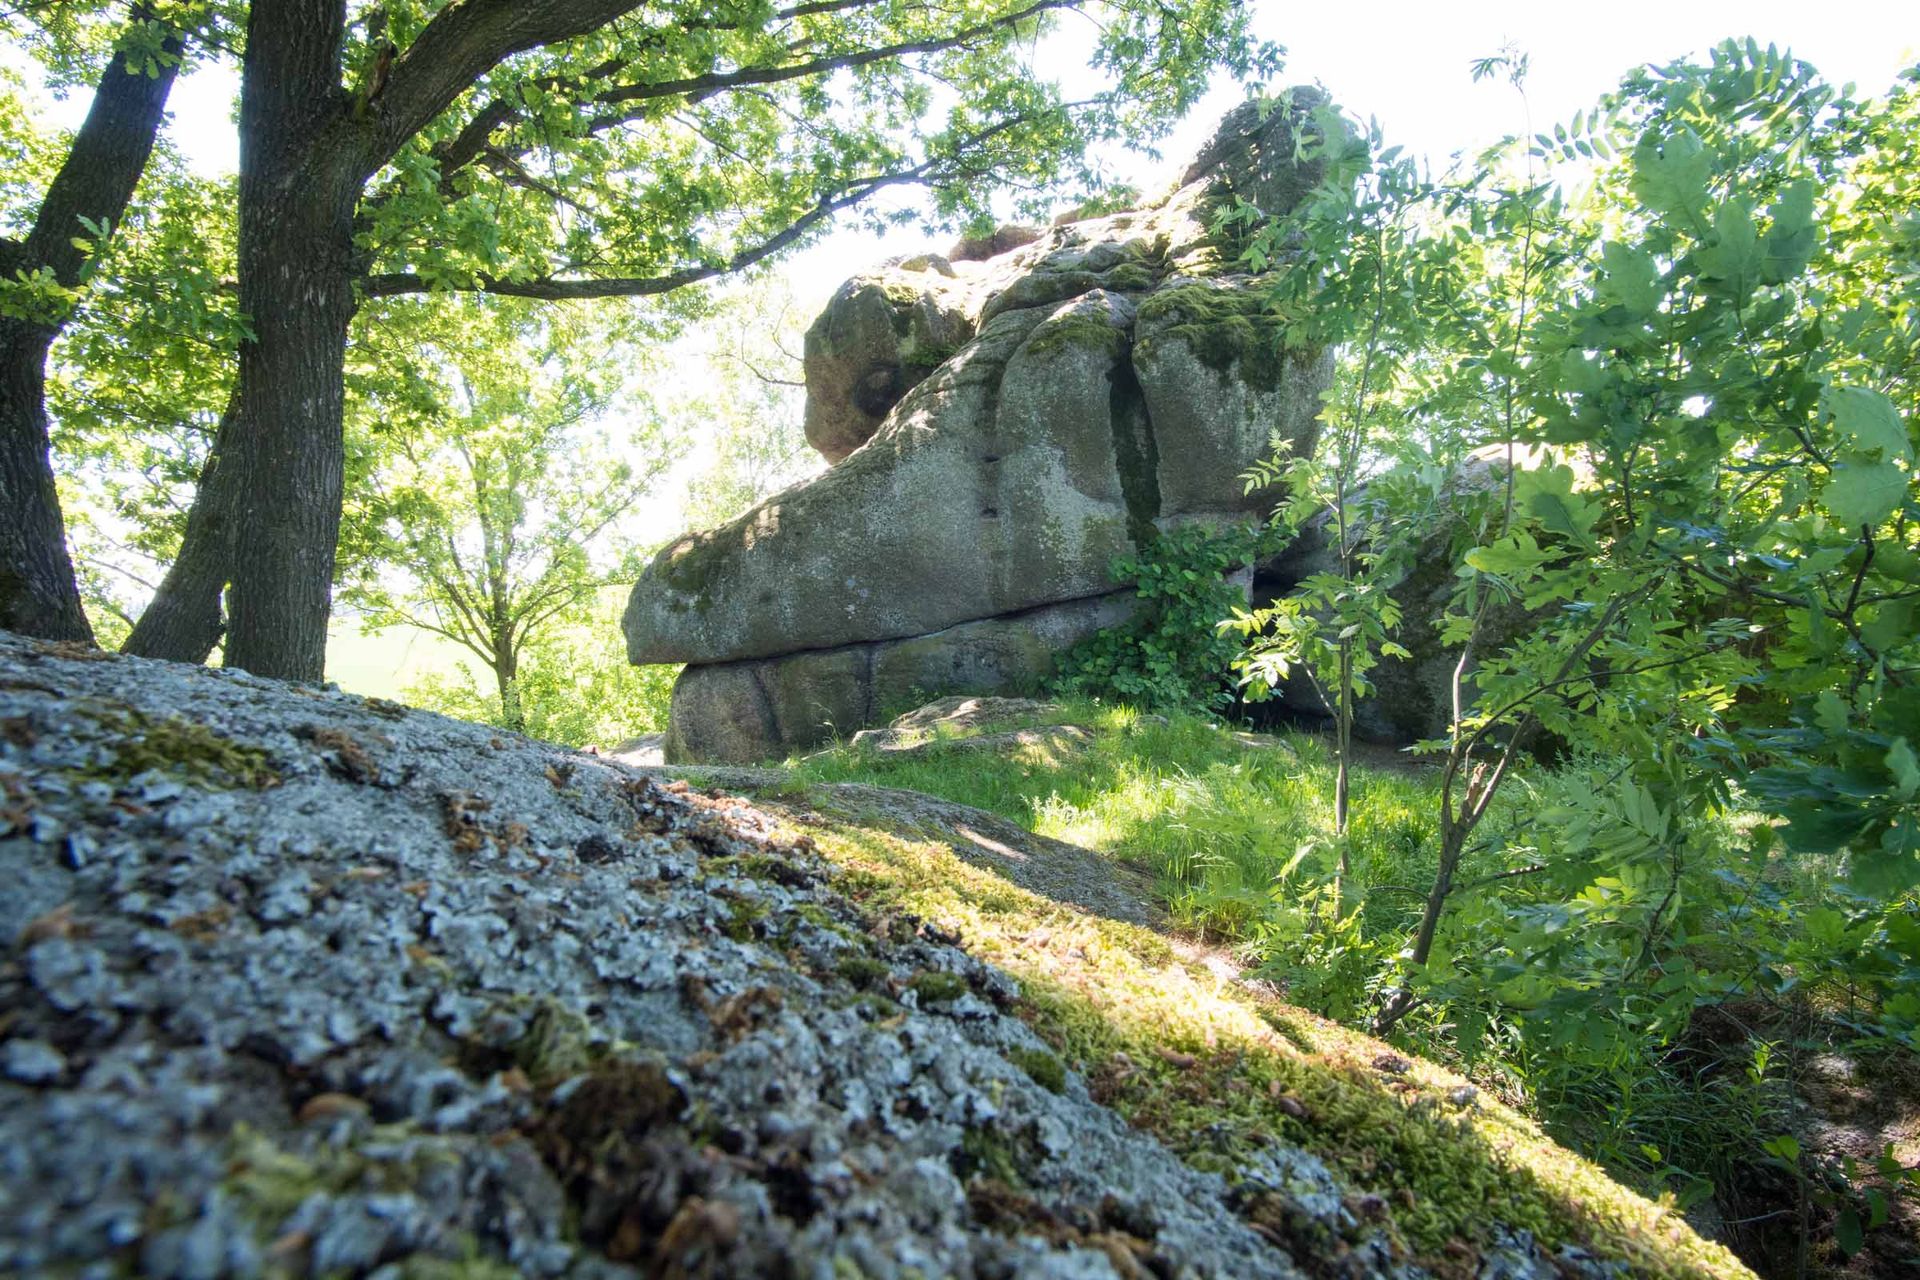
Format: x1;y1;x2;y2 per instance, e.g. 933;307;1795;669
0;635;1752;1279
623;96;1337;695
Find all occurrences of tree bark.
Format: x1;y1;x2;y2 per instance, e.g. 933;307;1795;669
122;391;242;661
493;645;524;731
0;24;183;642
217;0;360;681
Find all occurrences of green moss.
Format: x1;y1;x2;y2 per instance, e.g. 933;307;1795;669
882;280;928;310
1135;281;1298;393
777;804;1749;1280
83;708;279;789
225;1124;459;1228
836;954;891;989
718;894;770;942
657;531;733;610
1097;261;1159;292
1008;1046;1067;1094
908;970;968;1003
1020;312;1126;361
955;1126;1026;1186
509;999;600;1081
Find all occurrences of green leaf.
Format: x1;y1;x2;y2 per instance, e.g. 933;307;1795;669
1888;740;1919;802
1630;126;1711;224
1827;386;1912;463
1814;689;1851;734
1849;828;1920;896
1464;533;1555;579
1761;179;1817;282
1697;198;1760;301
1863;599;1916;654
1823;461;1908;529
1836;1206;1864;1257
1600;240;1661;315
1522;465;1601;549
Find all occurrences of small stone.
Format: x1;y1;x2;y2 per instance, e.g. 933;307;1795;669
2;1038;67;1083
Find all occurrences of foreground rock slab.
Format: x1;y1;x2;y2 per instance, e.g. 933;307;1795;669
0;637;1283;1277
0;634;1750;1280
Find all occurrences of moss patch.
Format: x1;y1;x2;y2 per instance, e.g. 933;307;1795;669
1135;281;1297;394
83;707;280;789
656;530;735;612
1020;312;1127;362
909;970;968;1004
756;807;1749;1280
1008;1046;1068;1094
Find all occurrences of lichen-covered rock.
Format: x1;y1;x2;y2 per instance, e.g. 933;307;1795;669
802;265;978;463
0;634;1752;1280
626;94;1343;760
0;634;1292;1278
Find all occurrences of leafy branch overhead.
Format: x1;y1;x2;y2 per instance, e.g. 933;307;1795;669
352;0;1280;302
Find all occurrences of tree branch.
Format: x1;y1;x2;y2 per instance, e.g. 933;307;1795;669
357;0;653;177
363;161;924;299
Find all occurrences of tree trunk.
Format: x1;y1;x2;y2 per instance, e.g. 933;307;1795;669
493;646;524;731
0;329;91;641
0;25;183;642
123;392;242;661
218;0;359;682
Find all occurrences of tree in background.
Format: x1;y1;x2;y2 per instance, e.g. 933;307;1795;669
0;2;213;641
341;297;677;730
679;278;818;529
50;0;1276;682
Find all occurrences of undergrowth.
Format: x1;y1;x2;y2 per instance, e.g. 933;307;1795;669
789;704;1920;1274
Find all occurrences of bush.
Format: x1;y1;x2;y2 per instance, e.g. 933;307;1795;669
1048;522;1269;716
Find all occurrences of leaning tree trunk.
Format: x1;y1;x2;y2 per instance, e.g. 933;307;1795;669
122;391;242;661
217;0;360;682
0;27;182;642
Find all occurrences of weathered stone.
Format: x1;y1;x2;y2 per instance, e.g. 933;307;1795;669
630;93;1343;760
847;697;1093;759
802;267;977;463
664;593;1137;764
629;295;1146;668
1181;92;1335;220
947;222;1043;262
1134;277;1335;519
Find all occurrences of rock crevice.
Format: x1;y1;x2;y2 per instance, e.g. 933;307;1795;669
626;93;1341;763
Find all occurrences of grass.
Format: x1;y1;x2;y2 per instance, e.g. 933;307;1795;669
784;697;1920;1276
737;779;1751;1278
789;699;1441;938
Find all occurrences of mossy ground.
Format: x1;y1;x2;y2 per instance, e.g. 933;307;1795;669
729;705;1752;1277
767;798;1747;1279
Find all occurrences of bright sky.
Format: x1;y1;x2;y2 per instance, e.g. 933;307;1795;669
69;0;1920;286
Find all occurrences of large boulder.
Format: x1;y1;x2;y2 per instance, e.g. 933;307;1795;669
628;93;1342;761
665;592;1137;764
